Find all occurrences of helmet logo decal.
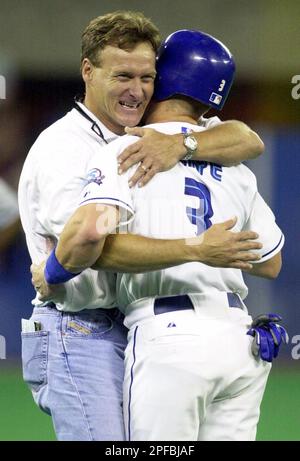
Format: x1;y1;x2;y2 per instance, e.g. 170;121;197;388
218;79;226;92
209;93;223;105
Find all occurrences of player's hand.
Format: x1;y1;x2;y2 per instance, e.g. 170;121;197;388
190;217;263;270
118;127;183;187
31;260;66;302
247;313;289;362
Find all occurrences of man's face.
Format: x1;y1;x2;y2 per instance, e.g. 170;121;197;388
83;42;156;134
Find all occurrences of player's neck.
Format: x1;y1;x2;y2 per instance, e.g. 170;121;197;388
146;101;199;125
146;114;198;125
145;99;202;126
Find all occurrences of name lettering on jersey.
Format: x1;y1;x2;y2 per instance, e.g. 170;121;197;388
182;160;223;182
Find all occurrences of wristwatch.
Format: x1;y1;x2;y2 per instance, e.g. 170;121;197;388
182;132;198;160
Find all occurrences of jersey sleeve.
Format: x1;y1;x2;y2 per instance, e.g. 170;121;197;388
244;192;284;263
78;146;134;227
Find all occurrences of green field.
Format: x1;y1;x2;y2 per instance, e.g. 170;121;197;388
0;365;299;441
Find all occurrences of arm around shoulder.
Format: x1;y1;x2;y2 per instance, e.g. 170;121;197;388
227;120;265;160
192;120;265;166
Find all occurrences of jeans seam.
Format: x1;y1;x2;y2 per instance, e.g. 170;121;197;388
57;313;95;441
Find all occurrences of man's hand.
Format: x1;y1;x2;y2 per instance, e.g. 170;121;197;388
31;261;66;302
118;127;183;187
117;122;265;188
189;217;262;270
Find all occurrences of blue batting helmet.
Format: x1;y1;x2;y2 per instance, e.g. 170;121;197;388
153;29;236;110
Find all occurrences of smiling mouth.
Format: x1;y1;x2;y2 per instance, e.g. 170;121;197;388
119;101;142;110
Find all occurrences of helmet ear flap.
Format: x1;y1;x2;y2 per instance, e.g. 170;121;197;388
153;29;236;111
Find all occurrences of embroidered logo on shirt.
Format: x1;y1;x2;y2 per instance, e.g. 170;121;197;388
86;168;105;186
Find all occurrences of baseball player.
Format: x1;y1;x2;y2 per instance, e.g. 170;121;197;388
39;30;286;441
119;31;286;441
21;12;266;441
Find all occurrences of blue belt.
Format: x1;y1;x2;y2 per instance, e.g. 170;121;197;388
154;293;243;315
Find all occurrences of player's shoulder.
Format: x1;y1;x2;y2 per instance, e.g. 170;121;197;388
27;111;91;163
237;162;257;183
35;112;83;146
101;134;139;156
87;135;139;176
227;162;257;192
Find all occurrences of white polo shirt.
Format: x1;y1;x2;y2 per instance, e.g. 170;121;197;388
18;102;124;311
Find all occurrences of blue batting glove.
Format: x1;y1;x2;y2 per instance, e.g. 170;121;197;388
247;313;289;362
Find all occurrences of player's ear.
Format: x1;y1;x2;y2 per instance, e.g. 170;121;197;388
81;59;94;83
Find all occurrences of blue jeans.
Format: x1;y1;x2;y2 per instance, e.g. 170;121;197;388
21;306;128;441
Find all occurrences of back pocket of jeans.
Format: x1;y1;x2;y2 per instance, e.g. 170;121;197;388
21;331;49;392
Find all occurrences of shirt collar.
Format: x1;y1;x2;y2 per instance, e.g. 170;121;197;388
72;101;119;143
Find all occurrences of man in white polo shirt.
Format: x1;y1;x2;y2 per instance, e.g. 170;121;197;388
20;12;265;441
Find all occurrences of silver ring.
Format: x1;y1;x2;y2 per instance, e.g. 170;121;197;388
140;164;149;172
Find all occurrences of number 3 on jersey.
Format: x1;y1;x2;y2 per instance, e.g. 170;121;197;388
185;177;213;235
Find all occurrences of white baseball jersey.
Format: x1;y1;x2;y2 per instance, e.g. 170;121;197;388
79;121;284;313
79;120;283;442
0;178;19;230
18;102;126;311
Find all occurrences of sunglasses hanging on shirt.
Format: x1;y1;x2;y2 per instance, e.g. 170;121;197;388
73;97;108;144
